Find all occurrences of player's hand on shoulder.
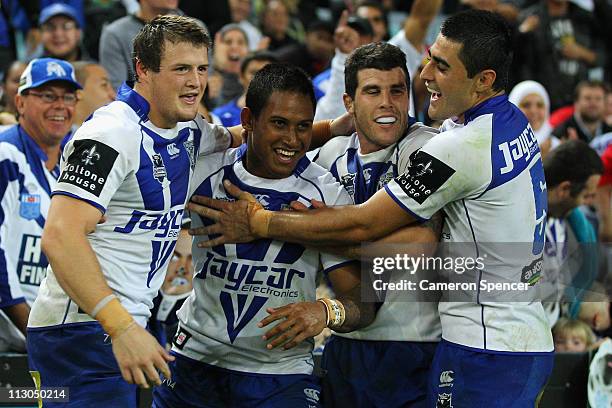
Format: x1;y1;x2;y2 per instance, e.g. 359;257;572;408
257;301;328;350
111;323;175;388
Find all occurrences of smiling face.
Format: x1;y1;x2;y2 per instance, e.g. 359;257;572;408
420;34;481;122
243;90;314;179
138;40;208;128
344;67;409;154
41;15;81;61
519;93;547;131
16;82;76;146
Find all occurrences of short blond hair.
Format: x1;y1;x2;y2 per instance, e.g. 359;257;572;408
553;317;596;347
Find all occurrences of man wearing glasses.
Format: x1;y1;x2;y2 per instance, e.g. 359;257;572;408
0;58;80;352
37;3;87;62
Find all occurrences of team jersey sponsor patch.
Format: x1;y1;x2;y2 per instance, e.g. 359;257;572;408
59;139;119;197
395;150;455;204
173;327;192;349
19;193;40;220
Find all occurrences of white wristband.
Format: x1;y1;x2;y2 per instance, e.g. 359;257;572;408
91;294;117;318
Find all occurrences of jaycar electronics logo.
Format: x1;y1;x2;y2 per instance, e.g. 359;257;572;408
59;139;118;197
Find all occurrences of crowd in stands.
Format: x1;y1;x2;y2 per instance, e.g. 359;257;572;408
1;0;612;403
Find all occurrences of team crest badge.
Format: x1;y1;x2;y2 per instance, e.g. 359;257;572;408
20;194;41;220
152;154;167;183
46;61;67;77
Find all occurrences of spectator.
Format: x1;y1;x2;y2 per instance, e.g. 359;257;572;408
99;0;180;90
179;0;262;51
36;3;88;62
82;0;129;61
509;80;559;158
230;0;263;51
150;221;195;348
0;61;27;127
543;140;603;326
212;52;277;127
597;143;612;242
577;282;611;334
553;317;595;352
72;61;116;128
273;20;334;78
260;0;297;50
518;0;606;110
606;88;612;127
355;0;389;42
554;80;612;142
0;58;81;351
313;14;374;120
211;23;250;107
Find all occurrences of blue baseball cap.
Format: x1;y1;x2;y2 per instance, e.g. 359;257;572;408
18;58;82;95
38;3;81;27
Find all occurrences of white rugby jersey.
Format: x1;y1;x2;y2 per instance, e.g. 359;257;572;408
0;125;58;308
28;83;231;328
314;122;442;341
386;95;554;353
175;145;354;375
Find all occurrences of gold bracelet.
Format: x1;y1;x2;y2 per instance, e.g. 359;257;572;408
317;298;346;329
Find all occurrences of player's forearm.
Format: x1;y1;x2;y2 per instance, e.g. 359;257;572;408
264;205;379;245
333;284;376;333
318;224;440;261
42;223;114;315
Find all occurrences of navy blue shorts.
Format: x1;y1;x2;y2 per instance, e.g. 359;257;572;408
152;353;322;408
27;322;138;408
428;339;554;408
320;335;438;408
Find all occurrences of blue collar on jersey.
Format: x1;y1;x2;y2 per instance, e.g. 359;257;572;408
463;94;509;126
18;125;49;163
16;125;60;194
117;81;151;122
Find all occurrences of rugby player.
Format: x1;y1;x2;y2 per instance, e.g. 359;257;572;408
28;16;232;407
310;42;441;407
190;10;555;407
153;63;375;407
